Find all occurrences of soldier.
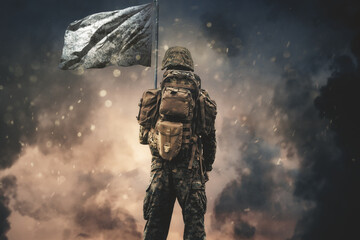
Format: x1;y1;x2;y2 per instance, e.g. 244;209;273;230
137;46;217;240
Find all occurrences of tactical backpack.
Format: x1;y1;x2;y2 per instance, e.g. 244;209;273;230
137;69;216;162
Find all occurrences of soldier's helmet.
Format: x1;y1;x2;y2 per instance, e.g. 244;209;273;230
161;46;194;72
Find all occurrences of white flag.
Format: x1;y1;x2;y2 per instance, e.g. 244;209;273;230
59;3;153;70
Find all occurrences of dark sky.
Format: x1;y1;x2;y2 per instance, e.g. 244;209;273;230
1;0;360;239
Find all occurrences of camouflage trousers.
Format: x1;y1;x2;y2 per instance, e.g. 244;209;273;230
143;156;207;240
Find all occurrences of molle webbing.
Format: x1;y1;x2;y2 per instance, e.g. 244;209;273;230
161;70;199;92
182;122;192;145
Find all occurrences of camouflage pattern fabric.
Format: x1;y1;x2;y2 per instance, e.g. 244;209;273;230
143;155;206;240
202;129;216;172
161;46;194;71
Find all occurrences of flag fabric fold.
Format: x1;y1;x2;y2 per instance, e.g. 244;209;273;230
59;3;153;70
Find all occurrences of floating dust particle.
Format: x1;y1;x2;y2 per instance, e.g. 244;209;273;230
242;168;251;176
130;72;138;81
270;57;277;62
206;22;212;28
77;132;82;137
69;105;74;111
57;176;66;185
135;55;141;60
105;100;112;108
75;67;84;75
29;75;38;83
164;45;169;50
99;90;107;97
283;51;291;58
113;69;121;77
90;125;96;131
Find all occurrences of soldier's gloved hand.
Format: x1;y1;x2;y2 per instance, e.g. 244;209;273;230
204;164;212;172
204;171;209;182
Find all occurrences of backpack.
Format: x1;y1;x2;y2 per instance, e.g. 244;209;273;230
137;69;216;161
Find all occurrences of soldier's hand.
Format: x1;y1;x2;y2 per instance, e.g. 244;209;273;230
204;171;209;182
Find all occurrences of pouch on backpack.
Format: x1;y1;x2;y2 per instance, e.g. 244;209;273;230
155;120;183;160
137;89;161;128
159;87;194;120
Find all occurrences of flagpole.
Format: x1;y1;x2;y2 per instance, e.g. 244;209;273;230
154;0;159;89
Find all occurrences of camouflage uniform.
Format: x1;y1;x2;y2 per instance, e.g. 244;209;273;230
140;47;216;240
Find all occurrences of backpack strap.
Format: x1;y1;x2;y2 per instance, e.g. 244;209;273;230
188;135;198;170
151;91;161;128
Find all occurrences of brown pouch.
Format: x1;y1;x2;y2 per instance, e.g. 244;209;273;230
137;89;161;128
159;87;194;119
155;120;183;160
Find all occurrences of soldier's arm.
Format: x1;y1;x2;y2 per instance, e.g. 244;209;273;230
202;129;216;172
200;89;217;172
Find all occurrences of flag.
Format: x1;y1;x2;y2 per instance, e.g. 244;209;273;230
59;3;153;70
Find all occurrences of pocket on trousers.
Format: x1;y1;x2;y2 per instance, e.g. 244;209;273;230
143;176;155;220
143;163;162;220
191;180;207;215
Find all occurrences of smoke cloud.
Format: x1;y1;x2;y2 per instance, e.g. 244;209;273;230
287;37;360;239
0;176;17;240
1;0;360;239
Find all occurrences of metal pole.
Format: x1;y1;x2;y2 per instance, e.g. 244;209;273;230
154;0;159;89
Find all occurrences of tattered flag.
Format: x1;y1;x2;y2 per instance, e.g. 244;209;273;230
59;3;153;70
